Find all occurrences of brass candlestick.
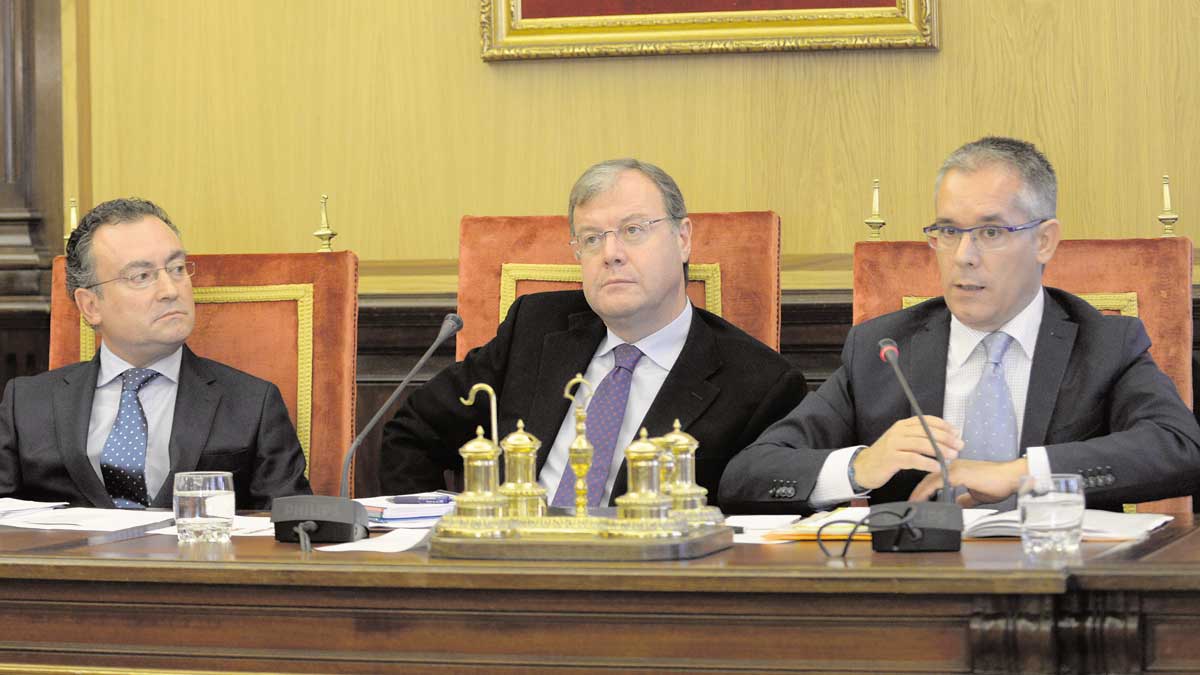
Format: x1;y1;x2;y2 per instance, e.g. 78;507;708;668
1159;175;1179;238
313;194;337;252
864;179;886;240
562;374;594;514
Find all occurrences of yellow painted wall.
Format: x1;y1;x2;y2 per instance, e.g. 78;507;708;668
65;1;1200;293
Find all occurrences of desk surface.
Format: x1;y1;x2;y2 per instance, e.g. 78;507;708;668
1;517;1198;674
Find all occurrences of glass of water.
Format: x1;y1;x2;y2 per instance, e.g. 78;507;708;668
173;471;235;544
1018;473;1085;556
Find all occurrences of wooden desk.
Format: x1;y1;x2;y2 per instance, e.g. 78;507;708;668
0;520;1197;675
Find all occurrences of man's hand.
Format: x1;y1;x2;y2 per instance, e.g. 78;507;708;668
851;416;963;490
908;458;1028;506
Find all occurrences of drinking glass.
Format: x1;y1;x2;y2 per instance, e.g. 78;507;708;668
173;471;235;544
1018;473;1085;556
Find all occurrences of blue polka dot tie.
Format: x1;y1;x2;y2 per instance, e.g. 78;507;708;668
551;343;644;508
100;368;161;509
957;332;1018;507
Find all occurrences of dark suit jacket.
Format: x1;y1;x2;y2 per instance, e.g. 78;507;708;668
719;288;1200;512
0;346;312;510
381;290;808;506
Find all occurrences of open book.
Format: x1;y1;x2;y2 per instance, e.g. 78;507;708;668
764;507;1172;542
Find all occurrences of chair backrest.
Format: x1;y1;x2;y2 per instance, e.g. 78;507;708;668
49;251;359;497
456;212;781;359
853;237;1194;513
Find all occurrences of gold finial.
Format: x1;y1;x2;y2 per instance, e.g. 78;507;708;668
63;198;79;253
1159;175;1179;238
313;194;337;252
864;179;886;240
460;383;499;445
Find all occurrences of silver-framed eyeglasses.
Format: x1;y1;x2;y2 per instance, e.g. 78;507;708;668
86;260;197;290
569;216;673;256
923;218;1047;251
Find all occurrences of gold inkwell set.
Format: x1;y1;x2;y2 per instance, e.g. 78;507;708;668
429;375;734;560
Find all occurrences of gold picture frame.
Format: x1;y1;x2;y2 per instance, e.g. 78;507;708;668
481;0;938;61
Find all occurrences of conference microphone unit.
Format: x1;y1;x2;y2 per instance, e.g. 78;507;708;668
868;338;963;553
272;313;464;549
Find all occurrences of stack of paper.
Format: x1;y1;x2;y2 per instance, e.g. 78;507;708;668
962;509;1172;541
356;492;455;528
0;497;68;520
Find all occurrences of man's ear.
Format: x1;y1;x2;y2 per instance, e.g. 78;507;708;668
1035;218;1061;265
74;287;102;329
676;217;693;263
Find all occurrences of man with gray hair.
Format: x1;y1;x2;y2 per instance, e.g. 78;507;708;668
0;198;311;509
382;159;807;506
720;136;1200;512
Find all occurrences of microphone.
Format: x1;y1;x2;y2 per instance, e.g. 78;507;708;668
866;337;963;552
877;338;953;502
272;313;464;548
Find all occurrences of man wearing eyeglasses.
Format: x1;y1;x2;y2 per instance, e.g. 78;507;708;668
0;198;312;509
381;158;807;507
720;137;1200;512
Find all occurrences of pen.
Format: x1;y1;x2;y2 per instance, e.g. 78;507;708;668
389;494;454;504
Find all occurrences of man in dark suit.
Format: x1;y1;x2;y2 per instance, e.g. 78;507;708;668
720;137;1200;512
0;198;311;510
382;159;807;506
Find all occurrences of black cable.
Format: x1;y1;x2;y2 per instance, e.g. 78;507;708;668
816;510;917;557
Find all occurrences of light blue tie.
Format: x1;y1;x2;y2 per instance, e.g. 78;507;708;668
957;332;1018;508
100;368;161;509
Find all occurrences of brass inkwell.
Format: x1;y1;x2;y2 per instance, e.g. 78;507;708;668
429;375;733;560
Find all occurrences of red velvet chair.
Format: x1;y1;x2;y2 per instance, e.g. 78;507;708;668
854;237;1194;514
49;252;359;497
455;212;782;359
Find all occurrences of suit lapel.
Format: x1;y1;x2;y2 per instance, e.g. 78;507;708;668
906;309;950;418
1021;297;1076;448
610;310;721;501
531;311;605;471
53;356;113;507
160;347;221;506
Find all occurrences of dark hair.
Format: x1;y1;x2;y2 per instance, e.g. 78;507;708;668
66;197;179;297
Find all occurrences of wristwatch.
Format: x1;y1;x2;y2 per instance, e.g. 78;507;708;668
846;446;868;494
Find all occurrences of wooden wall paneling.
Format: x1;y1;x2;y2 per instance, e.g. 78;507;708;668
65;2;1200;294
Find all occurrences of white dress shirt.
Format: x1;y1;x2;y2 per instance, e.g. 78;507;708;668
538;302;693;505
810;289;1051;507
87;344;182;501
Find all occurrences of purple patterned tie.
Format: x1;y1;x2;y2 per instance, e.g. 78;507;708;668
551;343;644;508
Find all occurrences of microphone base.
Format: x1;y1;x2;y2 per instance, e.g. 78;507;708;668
869;501;963;553
271;495;369;544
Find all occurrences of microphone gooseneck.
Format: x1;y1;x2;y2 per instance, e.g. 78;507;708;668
338;313;464;498
876;338;954;504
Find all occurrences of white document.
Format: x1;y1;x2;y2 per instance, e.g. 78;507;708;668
964;509;1172;540
317;527;431;553
0;497;69;519
725;514;804;531
148;515;276;537
2;508;172;531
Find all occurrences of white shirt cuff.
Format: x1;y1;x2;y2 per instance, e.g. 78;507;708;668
810;446;869;509
1025;446;1051;482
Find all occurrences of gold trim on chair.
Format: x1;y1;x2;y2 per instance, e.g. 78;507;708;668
901;292;1139;317
78;284;316;474
498;263;723;320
